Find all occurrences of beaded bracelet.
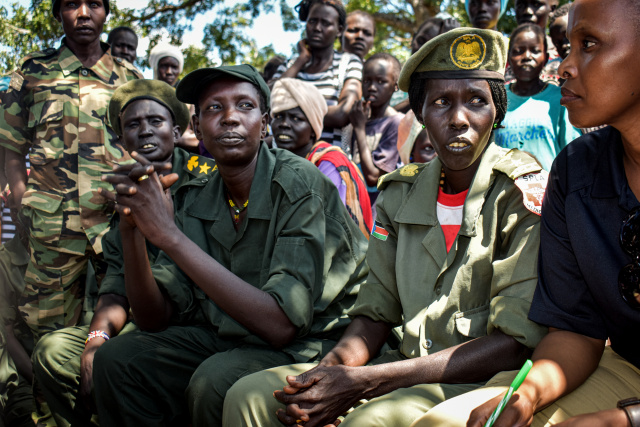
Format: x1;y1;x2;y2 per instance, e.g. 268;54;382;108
85;330;110;346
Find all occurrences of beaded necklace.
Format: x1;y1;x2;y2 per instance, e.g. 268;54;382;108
226;191;248;225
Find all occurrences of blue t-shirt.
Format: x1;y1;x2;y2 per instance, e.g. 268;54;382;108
495;83;580;171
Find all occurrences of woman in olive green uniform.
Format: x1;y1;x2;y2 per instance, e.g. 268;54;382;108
223;27;548;427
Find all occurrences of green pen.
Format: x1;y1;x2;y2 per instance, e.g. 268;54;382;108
484;359;533;427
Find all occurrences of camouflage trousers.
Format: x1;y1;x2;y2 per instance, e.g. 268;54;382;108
20;238;106;340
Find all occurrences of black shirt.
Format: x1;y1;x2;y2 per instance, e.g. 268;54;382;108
529;126;640;369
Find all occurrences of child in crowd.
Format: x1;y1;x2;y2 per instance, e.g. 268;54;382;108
545;3;571;83
495;24;579;170
270;78;372;237
466;0;508;31
515;0;561;84
350;53;403;206
397;115;437;166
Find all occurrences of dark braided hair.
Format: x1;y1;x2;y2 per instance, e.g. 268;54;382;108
408;76;508;129
295;0;347;28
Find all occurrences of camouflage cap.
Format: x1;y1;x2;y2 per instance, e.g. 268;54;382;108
108;79;191;137
176;64;270;112
398;27;507;92
52;0;110;16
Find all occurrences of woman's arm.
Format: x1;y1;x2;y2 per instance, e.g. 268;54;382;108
467;329;605;427
276;328;529;427
324;78;362;129
4;149;27;208
80;294;130;410
280;40;312;79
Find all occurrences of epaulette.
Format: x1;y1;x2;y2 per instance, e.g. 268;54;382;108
20;47;58;67
493;148;542;180
113;56;144;79
377;163;427;191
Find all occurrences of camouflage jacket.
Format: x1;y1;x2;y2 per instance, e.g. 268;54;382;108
0;40;142;254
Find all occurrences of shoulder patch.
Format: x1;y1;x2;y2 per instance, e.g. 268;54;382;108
514;170;548;216
371;221;389;241
377;163;427;190
9;72;24;91
21;48;57;65
185;154;217;178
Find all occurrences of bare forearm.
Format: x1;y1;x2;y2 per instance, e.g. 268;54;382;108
324;86;361;129
321;316;391;367
516;329;605;413
88;294;129;338
158;230;297;348
122;227;173;331
356;329;530;401
280;57;308;79
352;125;382;187
4;149;27;204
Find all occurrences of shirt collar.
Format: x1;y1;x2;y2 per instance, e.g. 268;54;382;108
186;142;274;222
57;39;115;84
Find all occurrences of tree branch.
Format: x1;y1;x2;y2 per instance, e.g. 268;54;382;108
136;0;204;22
372;12;415;33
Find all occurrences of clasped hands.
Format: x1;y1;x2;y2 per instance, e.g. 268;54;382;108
273;363;366;427
99;151;178;245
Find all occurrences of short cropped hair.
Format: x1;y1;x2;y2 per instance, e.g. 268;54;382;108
107;26;137;45
365;53;402;82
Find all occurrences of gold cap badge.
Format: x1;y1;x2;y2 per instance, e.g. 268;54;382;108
450;34;486;70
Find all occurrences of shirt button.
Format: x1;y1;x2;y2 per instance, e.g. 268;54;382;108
81;69;88;76
422;339;433;350
435;286;441;295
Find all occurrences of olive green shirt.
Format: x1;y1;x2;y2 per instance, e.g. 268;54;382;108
150;143;369;361
351;143;547;358
99;148;218;300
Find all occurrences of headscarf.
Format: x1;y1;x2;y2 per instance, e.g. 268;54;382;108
271;78;328;141
149;43;184;81
465;0;509;21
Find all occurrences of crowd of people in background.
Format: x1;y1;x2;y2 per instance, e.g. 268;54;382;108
1;0;639;426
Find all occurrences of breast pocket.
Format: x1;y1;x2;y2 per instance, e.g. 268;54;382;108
27;98;65;164
20;191;64;244
455;305;490;339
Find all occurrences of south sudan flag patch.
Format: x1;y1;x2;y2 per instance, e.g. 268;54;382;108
371;221;389;241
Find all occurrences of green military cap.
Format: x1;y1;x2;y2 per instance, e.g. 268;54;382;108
52;0;110;16
108;79;191;137
398;27;507;92
176;64;270;112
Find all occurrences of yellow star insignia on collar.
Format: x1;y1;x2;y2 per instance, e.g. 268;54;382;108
187;156;199;171
199;162;211;174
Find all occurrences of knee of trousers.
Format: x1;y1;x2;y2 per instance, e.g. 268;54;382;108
32;331;67;387
92;339;127;391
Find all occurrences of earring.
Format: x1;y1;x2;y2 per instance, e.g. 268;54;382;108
493;123;498;129
422;125;426;129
